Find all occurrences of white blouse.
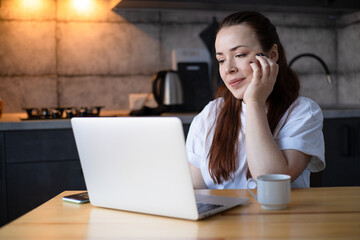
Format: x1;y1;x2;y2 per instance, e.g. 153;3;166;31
185;96;325;189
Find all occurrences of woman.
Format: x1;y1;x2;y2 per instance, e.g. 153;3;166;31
186;11;325;189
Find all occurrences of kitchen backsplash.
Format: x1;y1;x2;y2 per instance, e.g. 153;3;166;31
0;0;359;113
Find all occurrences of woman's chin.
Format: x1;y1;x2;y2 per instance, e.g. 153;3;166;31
230;90;244;100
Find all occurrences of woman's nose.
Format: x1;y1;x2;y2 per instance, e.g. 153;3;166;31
225;60;238;74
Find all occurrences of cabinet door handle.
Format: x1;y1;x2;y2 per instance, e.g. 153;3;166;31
343;125;351;157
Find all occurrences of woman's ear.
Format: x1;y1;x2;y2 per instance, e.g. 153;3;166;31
270;44;279;62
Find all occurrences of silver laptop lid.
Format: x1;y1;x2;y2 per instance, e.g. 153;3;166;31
71;117;199;220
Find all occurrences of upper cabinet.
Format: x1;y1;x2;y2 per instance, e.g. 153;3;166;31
112;0;360;15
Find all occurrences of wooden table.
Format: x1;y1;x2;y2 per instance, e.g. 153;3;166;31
0;187;359;239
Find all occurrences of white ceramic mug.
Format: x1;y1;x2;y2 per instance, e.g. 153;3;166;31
247;174;291;210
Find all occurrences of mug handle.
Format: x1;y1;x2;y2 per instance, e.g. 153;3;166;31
247;178;258;200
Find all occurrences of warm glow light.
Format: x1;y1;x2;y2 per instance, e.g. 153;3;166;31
22;0;43;9
73;0;92;11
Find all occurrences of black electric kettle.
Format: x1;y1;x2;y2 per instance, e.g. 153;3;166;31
153;70;184;107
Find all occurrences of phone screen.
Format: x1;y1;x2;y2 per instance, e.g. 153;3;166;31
62;192;90;204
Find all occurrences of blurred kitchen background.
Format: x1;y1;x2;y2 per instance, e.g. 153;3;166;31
2;0;360;227
0;0;360;113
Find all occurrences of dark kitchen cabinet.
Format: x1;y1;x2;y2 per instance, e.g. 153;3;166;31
0;132;7;227
0;129;86;227
315;118;360;187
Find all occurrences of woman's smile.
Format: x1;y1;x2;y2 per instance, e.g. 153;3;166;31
229;78;246;88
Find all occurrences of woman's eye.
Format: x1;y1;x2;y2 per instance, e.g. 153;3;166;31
235;53;246;58
217;59;225;64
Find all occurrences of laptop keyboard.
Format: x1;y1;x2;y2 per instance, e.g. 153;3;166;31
197;202;224;214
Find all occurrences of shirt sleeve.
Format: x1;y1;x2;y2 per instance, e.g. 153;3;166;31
185;103;211;169
274;98;326;172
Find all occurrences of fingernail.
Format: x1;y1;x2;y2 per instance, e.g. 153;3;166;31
256;53;265;56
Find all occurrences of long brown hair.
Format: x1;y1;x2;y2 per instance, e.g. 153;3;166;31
208;11;300;184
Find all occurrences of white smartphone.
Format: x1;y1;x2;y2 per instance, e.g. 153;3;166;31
62;192;90;204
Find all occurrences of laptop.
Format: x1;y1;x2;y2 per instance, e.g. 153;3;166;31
71;117;247;220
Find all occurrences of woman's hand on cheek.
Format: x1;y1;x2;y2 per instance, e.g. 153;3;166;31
243;55;279;106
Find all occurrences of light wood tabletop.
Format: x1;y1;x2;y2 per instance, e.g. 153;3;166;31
0;187;359;239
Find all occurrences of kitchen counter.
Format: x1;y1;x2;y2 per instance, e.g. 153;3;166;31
1;108;360;131
0;110;197;131
321;108;360;119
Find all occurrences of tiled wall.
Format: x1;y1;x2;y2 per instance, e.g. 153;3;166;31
337;12;360;106
0;0;359;113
